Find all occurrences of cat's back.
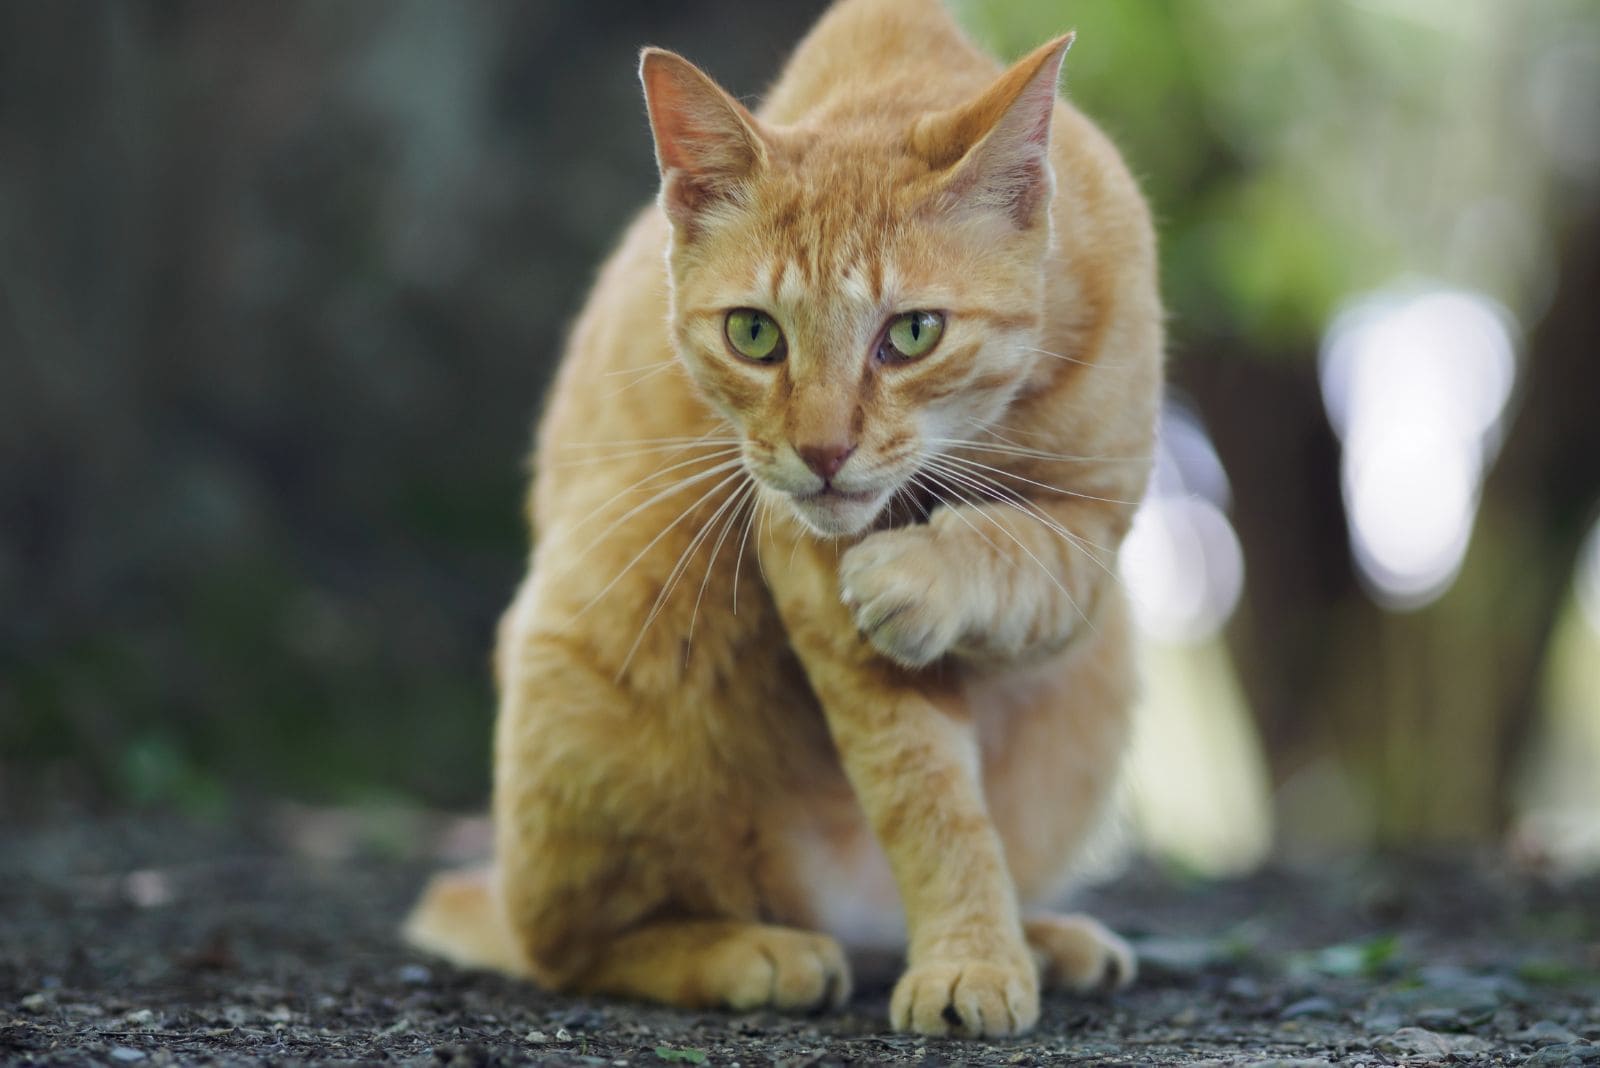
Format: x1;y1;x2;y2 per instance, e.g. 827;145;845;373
760;0;1001;125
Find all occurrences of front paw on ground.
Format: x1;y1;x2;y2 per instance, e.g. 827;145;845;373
889;960;1040;1037
705;926;852;1013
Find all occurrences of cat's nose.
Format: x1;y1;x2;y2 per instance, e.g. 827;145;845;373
796;442;856;481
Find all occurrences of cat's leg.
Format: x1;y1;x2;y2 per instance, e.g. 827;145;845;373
491;626;854;1012
1024;913;1136;993
405;871;851;1009
763;533;1039;1038
976;593;1140;994
836;680;1037;1036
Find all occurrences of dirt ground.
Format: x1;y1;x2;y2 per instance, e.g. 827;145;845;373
3;811;1598;1067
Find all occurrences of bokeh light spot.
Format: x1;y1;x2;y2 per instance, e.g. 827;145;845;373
1319;286;1516;610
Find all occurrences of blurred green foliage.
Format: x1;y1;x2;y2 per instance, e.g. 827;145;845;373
956;0;1597;344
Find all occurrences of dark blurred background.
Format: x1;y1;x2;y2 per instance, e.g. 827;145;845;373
3;2;1598;870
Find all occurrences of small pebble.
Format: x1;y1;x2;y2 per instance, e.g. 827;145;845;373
1226;977;1265;999
397;963;432;985
1281;996;1337;1019
526;1030;548;1043
1515;1021;1582;1045
20;993;49;1012
1376;1027;1456;1058
1364;1011;1402;1033
556;1028;572;1041
1524;1045;1600;1068
1134;936;1232;977
110;1048;147;1063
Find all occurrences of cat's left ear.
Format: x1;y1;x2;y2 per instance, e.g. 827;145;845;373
639;48;772;233
914;34;1074;230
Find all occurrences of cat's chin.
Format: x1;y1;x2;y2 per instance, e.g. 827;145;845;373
787;490;890;539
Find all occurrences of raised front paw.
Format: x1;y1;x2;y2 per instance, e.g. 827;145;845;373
889;958;1040;1037
838;527;964;667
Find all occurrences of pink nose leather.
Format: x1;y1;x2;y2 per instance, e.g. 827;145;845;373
797;443;856;480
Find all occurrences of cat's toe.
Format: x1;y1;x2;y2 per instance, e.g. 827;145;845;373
889;960;1039;1038
710;928;852;1013
1024;913;1137;993
839;532;962;666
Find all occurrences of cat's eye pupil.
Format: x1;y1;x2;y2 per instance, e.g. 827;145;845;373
881;310;944;362
725;309;784;362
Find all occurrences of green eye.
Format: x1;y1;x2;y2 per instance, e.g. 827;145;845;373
724;308;785;362
883;311;945;361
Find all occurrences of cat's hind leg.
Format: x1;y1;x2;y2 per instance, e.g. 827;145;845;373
1024;913;1135;993
404;866;853;1011
487;620;855;1014
574;920;850;1012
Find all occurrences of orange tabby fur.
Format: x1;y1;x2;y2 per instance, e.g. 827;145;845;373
405;0;1161;1038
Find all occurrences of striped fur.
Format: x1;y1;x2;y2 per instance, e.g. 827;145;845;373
406;0;1162;1038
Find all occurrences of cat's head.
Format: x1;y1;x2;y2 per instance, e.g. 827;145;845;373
640;36;1071;537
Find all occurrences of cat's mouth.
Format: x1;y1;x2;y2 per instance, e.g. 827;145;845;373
799;485;878;505
786;483;893;537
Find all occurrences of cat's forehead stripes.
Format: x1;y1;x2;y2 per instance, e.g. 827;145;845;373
753;254;894;324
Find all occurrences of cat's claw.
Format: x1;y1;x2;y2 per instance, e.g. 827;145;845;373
889;959;1040;1038
838;529;963;667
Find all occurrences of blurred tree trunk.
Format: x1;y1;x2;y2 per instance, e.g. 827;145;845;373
1181;202;1600;847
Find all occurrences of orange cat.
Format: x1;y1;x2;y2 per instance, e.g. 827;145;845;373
406;0;1161;1038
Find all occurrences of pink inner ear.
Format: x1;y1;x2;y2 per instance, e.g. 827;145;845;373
642;61;707;174
1020;82;1055;148
937;35;1071;228
640;50;763;185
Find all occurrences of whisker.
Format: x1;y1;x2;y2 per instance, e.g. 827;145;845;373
923;454;1120;556
960;417;1064;453
788;519;804;571
687;481;756;651
911;471;1009;560
573;467;748;622
601;358;679;379
928;436;1151;466
559;432;740;452
935;452;1138;507
917;466;1092;632
551;443;742;470
755;494;772;589
1020;344;1139;372
564;454;745;547
731;484;762;616
921;456;1122;587
599;360;684;401
616;471;752;676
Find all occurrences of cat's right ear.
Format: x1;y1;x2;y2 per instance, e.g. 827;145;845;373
639;49;770;232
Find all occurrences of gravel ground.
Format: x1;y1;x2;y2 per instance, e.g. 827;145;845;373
3;812;1598;1067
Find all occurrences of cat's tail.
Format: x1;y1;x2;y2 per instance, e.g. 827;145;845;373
402;865;532;977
